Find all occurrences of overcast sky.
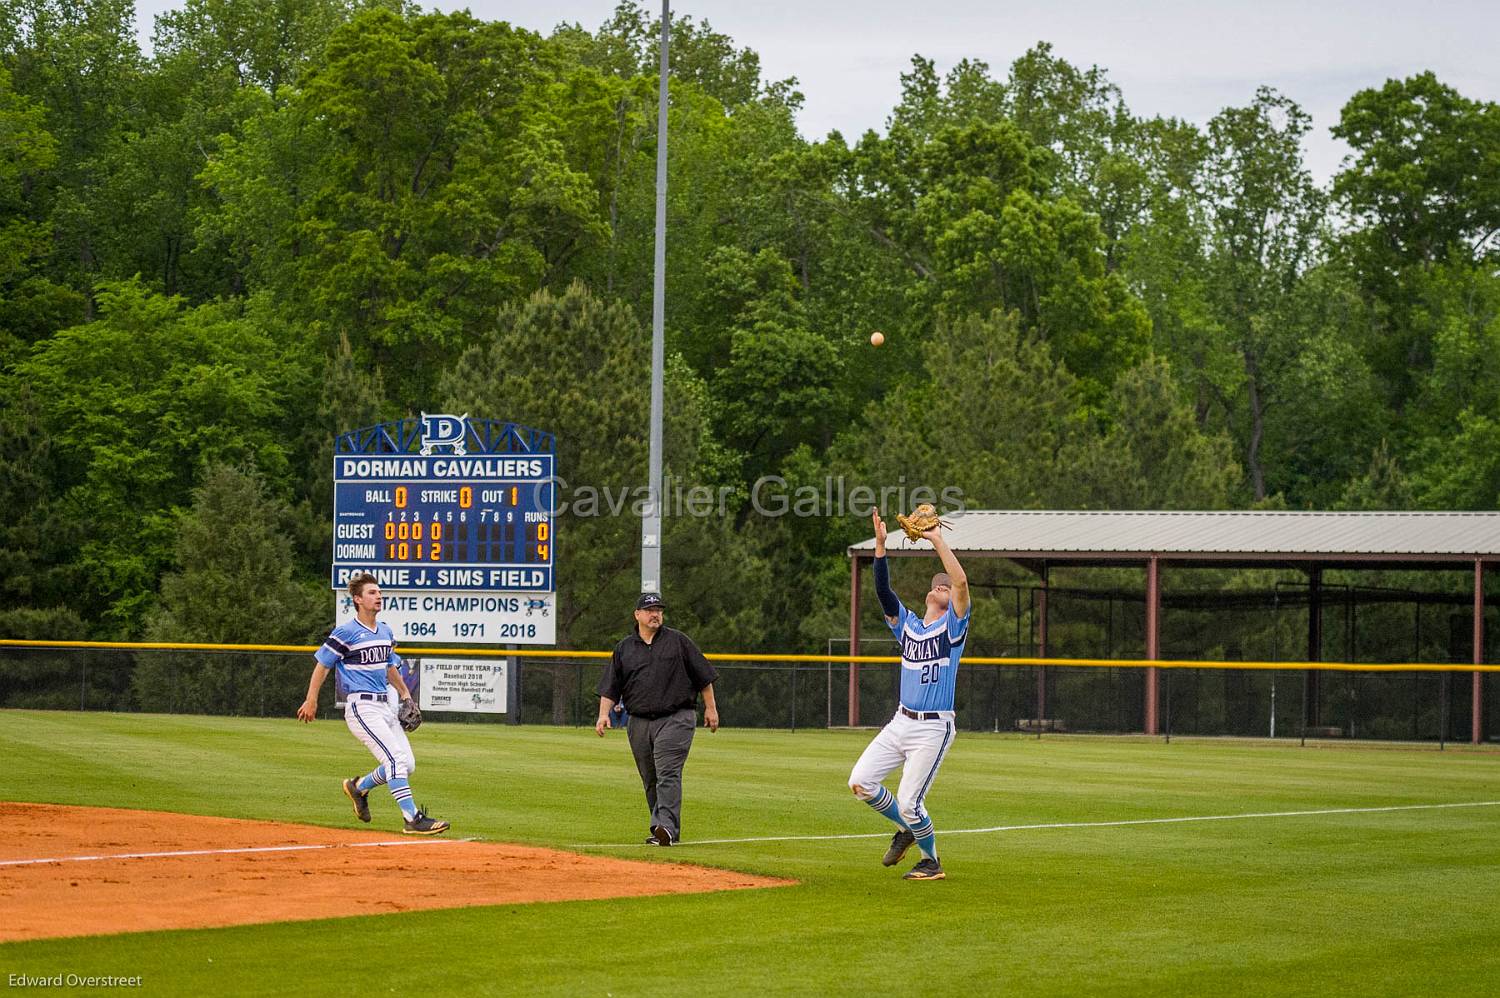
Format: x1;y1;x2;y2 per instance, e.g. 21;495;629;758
133;1;1499;184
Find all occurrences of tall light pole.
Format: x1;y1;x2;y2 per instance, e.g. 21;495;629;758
641;0;669;595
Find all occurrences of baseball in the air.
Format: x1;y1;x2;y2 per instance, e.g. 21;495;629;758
870;330;885;347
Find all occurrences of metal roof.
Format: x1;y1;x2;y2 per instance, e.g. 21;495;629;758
848;511;1500;565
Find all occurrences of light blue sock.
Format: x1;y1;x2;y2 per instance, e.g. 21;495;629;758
357;765;387;794
910;814;937;861
863;786;912;831
388;777;417;819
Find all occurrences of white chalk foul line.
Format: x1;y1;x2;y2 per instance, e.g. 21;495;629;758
573;800;1500;849
0;837;481;869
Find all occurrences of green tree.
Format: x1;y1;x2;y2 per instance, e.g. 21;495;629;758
0;381;81;624
1116;115;1224;422
151;0;358;94
1064;356;1241;509
1334;72;1500;270
1408;410;1500;509
1;0;145;310
595;77;804;386
1261;264;1387;507
18;280;317;633
1339;440;1414;510
1200;88;1328;500
843;114;1150;399
888;46;1151;272
0;63;77;346
291;335;392;581
1003;43;1141;226
567;1;795;112
200;8;605;405
0;606;98;708
94;0;365;302
850;308;1085;508
540;65;656;297
1400;259;1500;508
1332;72;1500;406
887;55;1006;140
701;246;842;483
134;463;326;714
547;2;823;428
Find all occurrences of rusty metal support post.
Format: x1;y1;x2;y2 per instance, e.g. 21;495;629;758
1474;559;1485;745
849;554;861;727
1145;557;1160;735
1037;563;1050;721
1305;565;1323;728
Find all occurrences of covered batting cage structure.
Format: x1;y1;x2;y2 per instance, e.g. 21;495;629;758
847;511;1500;743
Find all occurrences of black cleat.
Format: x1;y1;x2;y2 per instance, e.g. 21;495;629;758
343;778;371;823
903;857;945;880
648;824;673;846
403;809;450;835
882;829;915;867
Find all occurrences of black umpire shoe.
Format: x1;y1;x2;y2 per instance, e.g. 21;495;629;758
343;778;371;823
903;857;945;881
403;809;450;835
882;829;915;867
646;824;673;846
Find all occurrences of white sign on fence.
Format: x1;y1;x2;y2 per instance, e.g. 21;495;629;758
417;658;507;714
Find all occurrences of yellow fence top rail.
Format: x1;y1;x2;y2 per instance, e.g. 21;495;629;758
2;639;1498;672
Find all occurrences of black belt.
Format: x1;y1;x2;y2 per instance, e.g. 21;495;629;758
348;692;385;702
900;706;941;720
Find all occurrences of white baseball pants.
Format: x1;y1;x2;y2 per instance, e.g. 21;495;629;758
344;693;415;779
848;711;955;828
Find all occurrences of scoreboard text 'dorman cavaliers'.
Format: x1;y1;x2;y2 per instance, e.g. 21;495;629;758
332;454;555;592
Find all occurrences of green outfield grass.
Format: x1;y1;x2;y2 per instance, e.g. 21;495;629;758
3;711;1499;996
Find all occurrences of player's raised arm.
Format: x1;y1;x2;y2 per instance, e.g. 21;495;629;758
871;507;901;626
924;525;969;619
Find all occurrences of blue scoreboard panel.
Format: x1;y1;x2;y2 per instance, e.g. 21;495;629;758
332;453;554;592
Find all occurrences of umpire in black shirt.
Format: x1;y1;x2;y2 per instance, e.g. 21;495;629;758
595;592;719;846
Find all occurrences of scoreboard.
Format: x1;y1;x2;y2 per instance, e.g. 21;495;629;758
332;453;555;592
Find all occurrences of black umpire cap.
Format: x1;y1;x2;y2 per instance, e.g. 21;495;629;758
635;592;665;611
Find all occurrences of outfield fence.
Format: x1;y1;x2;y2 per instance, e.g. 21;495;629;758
2;639;1497;745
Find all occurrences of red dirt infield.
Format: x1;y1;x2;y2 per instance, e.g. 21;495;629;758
0;803;793;942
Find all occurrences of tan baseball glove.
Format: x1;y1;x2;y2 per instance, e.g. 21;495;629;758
895;503;950;541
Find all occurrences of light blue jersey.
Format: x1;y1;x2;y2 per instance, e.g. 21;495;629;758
887;601;971;713
315;618;397;695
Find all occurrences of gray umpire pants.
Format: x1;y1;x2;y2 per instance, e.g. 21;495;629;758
626;707;696;841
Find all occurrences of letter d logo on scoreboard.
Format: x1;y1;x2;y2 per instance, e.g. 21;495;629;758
419;412;468;455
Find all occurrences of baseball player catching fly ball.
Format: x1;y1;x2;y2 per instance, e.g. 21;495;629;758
297;572;449;834
848;505;970;880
